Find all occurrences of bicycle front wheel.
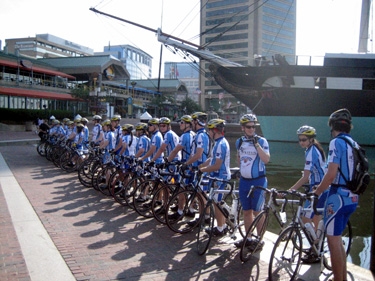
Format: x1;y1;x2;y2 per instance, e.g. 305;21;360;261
322;219;353;270
197;202;215;256
166;189;204;234
269;226;302;281
240;210;269;262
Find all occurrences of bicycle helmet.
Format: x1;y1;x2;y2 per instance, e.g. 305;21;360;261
111;115;121;122
179;115;193;123
81;117;88;124
135;122;148;130
76;123;84;128
328;108;352;126
67;120;74;126
159;117;171;125
93;115;102;121
74;117;81;123
148;118;160;125
192;112;208;126
102;119;111;126
239;113;258;125
207;118;226;129
52;119;60;125
296;125;316;137
122;124;134;132
62;118;70;123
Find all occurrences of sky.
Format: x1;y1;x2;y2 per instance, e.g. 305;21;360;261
0;0;370;77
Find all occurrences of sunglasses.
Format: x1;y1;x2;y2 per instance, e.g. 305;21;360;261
298;138;308;142
180;122;185;125
148;124;154;127
245;125;256;129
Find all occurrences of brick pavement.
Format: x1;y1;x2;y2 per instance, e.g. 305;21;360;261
0;140;373;281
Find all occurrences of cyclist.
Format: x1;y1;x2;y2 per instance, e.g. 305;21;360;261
151;117;180;163
185;112;211;226
120;124;137;157
137;118;164;202
312;108;359;281
288;125;327;263
90;115;103;145
134;122;150;162
81;118;90;144
111;115;123;155
234;113;270;249
167;115;196;220
199;118;231;236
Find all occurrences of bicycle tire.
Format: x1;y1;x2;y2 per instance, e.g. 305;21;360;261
91;165;106;191
37;141;47;157
236;203;246;239
197;202;215;256
111;171;134;206
97;166;116;196
151;183;175;224
165;189;204;234
268;226;302;281
123;176;143;209
240;210;269;262
133;179;158;218
77;158;96;188
322;220;353;270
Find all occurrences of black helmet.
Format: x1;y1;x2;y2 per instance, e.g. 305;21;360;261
328;108;352;126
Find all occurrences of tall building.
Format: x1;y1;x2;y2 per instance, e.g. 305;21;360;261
164;62;200;103
200;0;296;112
5;34;93;59
97;44;152;80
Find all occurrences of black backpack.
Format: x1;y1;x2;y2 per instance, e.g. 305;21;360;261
337;136;370;195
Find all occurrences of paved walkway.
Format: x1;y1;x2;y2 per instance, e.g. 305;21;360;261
0;131;373;281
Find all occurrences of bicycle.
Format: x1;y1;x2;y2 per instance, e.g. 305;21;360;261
196;175;245;256
240;186;289;262
268;190;353;281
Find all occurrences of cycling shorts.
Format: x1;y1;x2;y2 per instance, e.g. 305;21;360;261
239;177;267;211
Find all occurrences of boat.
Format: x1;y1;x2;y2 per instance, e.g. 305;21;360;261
90;3;375;146
209;53;375;145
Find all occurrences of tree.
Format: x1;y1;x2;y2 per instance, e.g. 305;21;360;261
180;97;202;114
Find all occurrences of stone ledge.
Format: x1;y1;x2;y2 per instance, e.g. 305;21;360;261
0;123;27;132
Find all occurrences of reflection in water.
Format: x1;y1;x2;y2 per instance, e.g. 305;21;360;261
227;138;374;269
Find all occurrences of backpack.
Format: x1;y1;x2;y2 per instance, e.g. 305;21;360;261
337;136;370;195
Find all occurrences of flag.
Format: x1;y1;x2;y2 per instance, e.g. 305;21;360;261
195;88;202;94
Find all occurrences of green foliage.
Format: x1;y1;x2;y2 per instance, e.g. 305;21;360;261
70;87;93;102
181;97;202;114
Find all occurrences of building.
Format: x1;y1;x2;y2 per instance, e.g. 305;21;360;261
5;33;94;59
96;44;152;80
199;0;296;112
164;62;200;103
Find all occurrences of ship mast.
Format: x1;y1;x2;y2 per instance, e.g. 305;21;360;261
89;7;242;67
358;0;372;52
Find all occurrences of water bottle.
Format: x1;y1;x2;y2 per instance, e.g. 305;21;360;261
316;220;324;246
279;211;287;223
305;222;317;241
220;201;230;217
230;199;238;222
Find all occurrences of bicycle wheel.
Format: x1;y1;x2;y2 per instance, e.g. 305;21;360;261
151;183;175;224
269;226;302;281
37;141;47;157
99;166;116;196
197;202;215;256
77;158;96;188
322;220;353;270
240;210;269;262
236;203;246;238
133;179;158;218
123;176;143;209
166;189;204;234
91;165;106;191
112;171;134;206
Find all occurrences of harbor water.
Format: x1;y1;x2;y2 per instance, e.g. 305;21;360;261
227;137;374;270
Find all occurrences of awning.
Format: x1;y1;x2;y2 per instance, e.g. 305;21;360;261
0;59;76;80
0;87;78;101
